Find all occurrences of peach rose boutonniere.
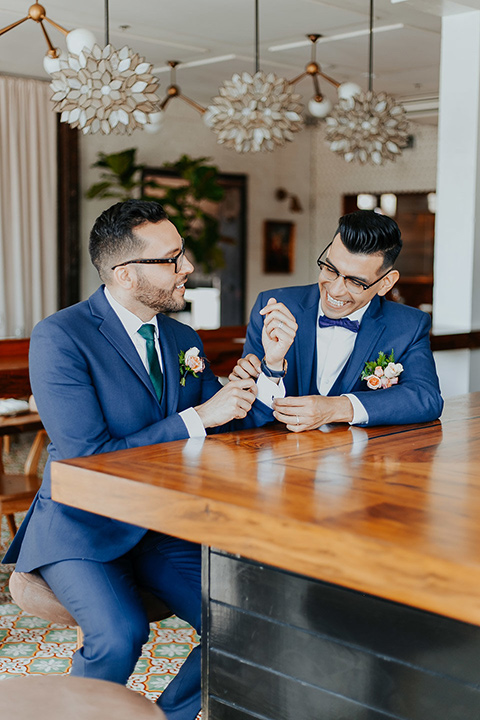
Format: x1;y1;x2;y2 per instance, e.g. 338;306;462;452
361;350;403;390
179;347;206;386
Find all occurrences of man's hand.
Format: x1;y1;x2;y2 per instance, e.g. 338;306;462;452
273;395;354;432
229;354;261;382
260;298;297;370
195;378;258;428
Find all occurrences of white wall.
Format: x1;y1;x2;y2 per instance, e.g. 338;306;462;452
79;102;313;317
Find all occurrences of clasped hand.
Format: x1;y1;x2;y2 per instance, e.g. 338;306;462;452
195;377;258;428
272;395;353;432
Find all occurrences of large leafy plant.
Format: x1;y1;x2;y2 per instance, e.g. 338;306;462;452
86;149;226;273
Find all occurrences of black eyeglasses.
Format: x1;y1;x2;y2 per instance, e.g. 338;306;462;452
112;238;186;274
316;242;393;295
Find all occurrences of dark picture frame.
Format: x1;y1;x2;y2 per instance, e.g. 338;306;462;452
263;220;295;274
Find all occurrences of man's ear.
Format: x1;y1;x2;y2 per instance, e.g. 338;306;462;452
112;265;136;290
377;269;400;297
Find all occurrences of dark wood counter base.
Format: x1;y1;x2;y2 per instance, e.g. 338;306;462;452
203;550;480;720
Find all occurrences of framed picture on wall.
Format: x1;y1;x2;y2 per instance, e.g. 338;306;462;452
263;220;295;274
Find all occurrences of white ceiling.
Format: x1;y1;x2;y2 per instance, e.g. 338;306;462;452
1;0;479;120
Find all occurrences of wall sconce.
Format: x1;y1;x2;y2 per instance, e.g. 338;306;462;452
275;188;303;213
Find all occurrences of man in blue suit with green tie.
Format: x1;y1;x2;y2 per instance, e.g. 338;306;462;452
4;200;270;720
232;210;443;429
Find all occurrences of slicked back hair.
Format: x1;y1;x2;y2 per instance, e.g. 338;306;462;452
89;199;168;282
334;210;402;270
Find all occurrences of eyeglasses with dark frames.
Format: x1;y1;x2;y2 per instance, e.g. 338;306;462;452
316;242;393;295
112;238;186;274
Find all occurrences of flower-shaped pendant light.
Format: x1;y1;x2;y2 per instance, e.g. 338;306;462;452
325;0;409;164
50;44;159;135
49;0;159;134
204;0;304;153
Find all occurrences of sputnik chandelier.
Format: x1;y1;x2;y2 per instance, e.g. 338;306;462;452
203;0;303;153
325;0;409;164
0;3;159;135
0;3;96;73
288;34;361;120
145;60;207;134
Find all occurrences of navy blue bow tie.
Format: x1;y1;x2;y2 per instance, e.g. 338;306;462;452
318;315;360;333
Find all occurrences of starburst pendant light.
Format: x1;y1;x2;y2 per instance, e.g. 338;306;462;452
204;0;304;153
49;0;159;135
325;0;409;164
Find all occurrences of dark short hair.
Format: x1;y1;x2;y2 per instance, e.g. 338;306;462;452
89;199;168;282
334;210;402;270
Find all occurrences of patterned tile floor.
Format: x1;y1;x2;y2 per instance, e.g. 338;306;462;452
0;434;200;712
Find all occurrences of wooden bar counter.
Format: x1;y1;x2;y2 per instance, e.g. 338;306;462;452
51;393;480;720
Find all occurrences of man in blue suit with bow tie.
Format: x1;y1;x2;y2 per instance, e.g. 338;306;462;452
232;210;443;429
4;200;270;720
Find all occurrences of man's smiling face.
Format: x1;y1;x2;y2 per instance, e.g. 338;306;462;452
318;234;395;318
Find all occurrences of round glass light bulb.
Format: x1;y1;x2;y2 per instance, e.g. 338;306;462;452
43;51;64;75
338;82;362;100
144;111;165;133
66;28;97;56
308;96;332;118
202;110;214;128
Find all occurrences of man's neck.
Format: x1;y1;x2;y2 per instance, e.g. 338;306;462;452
105;285;156;323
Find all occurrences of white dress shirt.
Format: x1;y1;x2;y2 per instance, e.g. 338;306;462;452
257;299;370;425
104;288;205;437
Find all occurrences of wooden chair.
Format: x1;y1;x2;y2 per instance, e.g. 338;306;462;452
0;676;166;719
0;426;47;538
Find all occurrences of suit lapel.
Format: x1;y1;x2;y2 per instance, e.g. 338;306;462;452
329;295;386;396
294;285;320;396
157;315;180;416
89;287;162;403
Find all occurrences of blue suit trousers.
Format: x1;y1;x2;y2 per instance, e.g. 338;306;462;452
39;531;201;720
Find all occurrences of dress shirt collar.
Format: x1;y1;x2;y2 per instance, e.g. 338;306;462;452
318;298;370;326
104;286;159;338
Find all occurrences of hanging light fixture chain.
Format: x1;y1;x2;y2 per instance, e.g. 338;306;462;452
368;0;374;92
105;0;109;47
255;0;259;74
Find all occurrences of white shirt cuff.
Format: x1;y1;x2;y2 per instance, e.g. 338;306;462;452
256;372;286;408
343;393;369;425
179;407;207;437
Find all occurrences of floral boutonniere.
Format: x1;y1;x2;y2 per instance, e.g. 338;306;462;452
361;349;403;390
179;347;205;386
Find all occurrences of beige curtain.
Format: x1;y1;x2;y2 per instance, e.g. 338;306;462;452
0;76;57;338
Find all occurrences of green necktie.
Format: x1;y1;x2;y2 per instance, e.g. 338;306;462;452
138;324;163;402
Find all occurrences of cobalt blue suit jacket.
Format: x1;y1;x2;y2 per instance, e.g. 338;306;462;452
244;284;443;426
4;287;270;571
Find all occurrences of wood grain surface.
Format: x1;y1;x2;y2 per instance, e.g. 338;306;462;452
0;412;43;437
51;393;480;625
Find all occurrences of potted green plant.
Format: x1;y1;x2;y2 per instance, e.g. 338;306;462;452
86;148;226;274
